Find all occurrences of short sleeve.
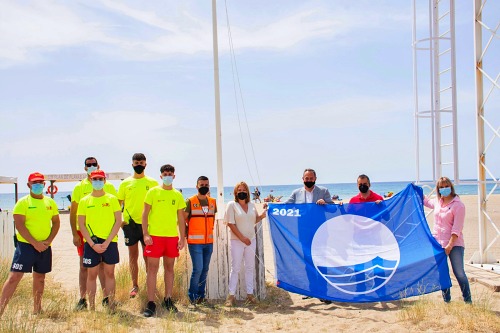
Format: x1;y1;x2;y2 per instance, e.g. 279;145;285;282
144;188;154;205
72;183;81;203
12;198;26;215
111;196;121;212
224;202;236;224
49;199;59;216
117;181;126;201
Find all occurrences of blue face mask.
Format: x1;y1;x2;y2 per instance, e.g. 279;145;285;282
439;187;452;197
92;180;105;191
162;176;173;186
31;183;44;195
86;166;97;175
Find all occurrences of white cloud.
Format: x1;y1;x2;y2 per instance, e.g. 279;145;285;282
0;1;110;66
0;1;411;65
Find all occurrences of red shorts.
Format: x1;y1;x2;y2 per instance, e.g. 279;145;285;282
77;230;84;257
144;236;179;258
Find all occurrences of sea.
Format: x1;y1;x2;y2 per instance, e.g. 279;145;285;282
0;181;499;211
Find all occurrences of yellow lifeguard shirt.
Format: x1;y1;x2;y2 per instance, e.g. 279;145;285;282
72;178;117;230
144;187;186;237
117;176;158;224
13;195;59;243
77;193;121;242
72;178;117;203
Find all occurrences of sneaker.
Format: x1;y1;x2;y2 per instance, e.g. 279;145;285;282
75;298;87;311
129;286;139;298
162;297;178;313
224;295;236;307
245;294;258;305
143;301;156;317
102;297;109;307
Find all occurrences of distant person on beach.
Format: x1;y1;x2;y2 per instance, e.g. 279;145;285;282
142;164;186;317
77;170;122;311
0;172;60;317
224;181;267;307
117;153;158;299
253;187;261;203
284;168;333;205
424;176;472;304
349;174;383;204
70;156;117;310
184;176;217;305
284;168;333;305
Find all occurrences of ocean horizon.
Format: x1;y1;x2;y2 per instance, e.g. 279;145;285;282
1;180;499;211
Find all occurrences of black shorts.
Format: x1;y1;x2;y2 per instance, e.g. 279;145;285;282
82;238;119;267
123;222;144;247
11;242;52;274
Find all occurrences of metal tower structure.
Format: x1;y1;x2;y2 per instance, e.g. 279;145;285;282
472;0;500;264
412;0;459;185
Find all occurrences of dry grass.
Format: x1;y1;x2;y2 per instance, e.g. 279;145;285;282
398;291;500;332
1;256;500;333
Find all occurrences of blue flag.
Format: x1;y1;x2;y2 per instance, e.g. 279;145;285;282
268;184;451;302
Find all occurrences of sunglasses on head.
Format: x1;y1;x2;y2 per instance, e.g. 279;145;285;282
86;163;98;167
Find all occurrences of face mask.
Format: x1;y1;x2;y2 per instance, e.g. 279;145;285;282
359;184;369;194
92;180;105;191
439;187;452;197
86;166;97;175
133;165;145;174
198;186;209;195
237;192;248;200
31;183;44;195
162;176;173;186
304;181;315;189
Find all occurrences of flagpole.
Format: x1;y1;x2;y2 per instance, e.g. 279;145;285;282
212;0;225;216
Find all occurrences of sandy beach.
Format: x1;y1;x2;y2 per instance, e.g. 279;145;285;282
0;194;498;332
28;194;495;332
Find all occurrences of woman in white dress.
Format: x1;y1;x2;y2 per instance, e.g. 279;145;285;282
224;181;267;306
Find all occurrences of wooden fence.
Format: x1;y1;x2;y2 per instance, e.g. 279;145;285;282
178;218;267;301
0;211;15;261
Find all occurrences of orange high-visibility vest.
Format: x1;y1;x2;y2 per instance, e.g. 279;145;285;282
187;195;216;244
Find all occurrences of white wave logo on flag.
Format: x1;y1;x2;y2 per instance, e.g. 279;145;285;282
311;214;400;295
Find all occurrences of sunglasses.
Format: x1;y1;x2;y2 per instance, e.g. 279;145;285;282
86;163;98;167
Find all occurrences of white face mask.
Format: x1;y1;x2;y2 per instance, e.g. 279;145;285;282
162;175;173;186
86;166;97;175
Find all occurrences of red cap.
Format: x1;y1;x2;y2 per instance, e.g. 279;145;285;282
28;172;45;182
90;170;106;179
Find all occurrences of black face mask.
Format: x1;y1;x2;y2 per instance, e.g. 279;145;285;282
359;184;369;194
237;192;248;200
304;181;315;189
133;165;145;174
198;186;209;195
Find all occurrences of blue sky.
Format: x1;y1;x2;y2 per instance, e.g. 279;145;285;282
0;1;498;193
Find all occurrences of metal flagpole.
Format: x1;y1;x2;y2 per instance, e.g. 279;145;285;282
212;0;225;216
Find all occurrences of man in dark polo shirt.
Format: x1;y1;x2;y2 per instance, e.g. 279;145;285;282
349;174;383;204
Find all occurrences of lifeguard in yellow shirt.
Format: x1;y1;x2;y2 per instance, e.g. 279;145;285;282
70;156;117;310
77;170;122;311
0;172;60;317
142;164;186;317
117;153;158;298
